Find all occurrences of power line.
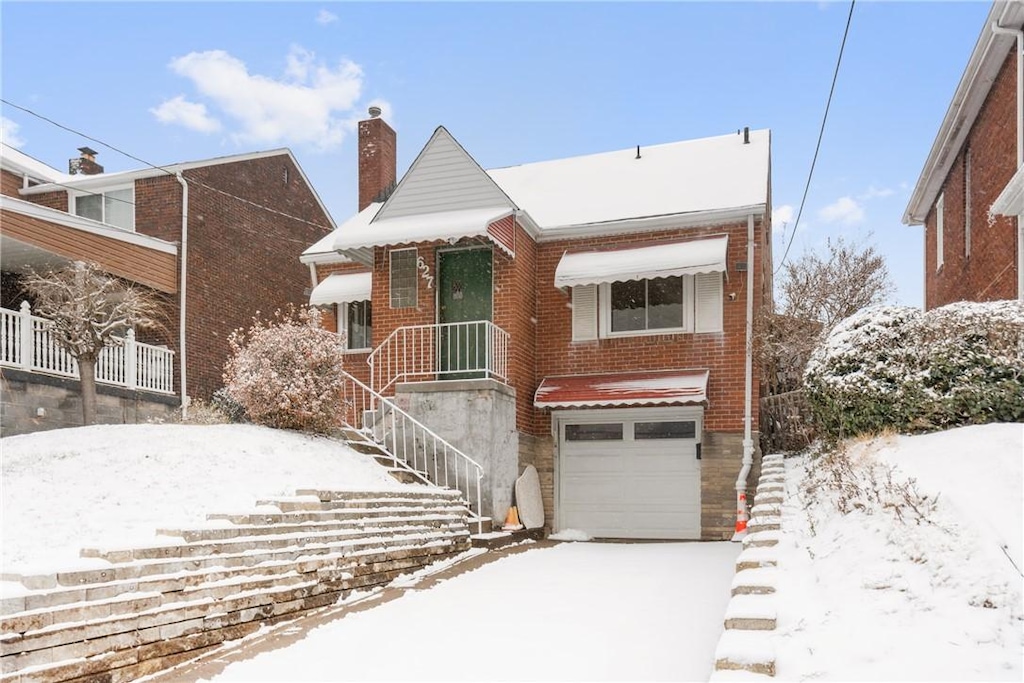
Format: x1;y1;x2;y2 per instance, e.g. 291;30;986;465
774;0;856;276
1;99;334;242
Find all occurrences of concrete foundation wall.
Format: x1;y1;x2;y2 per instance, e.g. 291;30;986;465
395;379;518;523
700;431;762;540
1;369;179;437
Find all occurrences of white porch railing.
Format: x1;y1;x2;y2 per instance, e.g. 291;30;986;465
368;320;510;395
0;302;175;394
337;369;485;526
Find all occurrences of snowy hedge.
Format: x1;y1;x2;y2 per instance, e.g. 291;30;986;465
804;301;1024;437
223;307;348;434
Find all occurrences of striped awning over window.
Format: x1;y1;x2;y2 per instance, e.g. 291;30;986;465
554;235;728;290
534;369;710;409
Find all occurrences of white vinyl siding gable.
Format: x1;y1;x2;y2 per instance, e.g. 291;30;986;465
571;284;598;341
694;272;723;333
376;128;513;221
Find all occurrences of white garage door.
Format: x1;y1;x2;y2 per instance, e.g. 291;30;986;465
556;407;701;540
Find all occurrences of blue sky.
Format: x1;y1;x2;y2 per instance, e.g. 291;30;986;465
1;2;993;308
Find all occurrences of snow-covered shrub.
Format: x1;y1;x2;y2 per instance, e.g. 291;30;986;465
804;301;1024;437
211;387;247;423
222;307;347;434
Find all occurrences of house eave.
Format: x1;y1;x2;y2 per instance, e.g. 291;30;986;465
903;1;1024;226
534;204;766;242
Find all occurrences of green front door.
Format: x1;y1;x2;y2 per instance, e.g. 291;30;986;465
438;248;493;380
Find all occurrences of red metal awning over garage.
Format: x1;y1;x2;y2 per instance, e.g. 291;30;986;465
534;369;710;409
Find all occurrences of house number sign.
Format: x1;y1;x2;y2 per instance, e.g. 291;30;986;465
416;256;434;289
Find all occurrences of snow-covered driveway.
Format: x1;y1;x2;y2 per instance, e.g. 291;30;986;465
206;541;740;682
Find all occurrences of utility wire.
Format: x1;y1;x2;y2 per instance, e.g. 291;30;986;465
1;99;334;241
775;0;856;276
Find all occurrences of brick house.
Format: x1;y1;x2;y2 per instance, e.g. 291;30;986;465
303;110;772;540
1;143;333;429
903;0;1024;308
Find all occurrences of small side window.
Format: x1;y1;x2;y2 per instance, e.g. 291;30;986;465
390;248;418;309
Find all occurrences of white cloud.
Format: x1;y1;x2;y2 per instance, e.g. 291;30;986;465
1;117;25;147
316;9;338;25
818;196;865;225
150;95;222;133
772;204;794;228
858;185;895;201
158;46;377;151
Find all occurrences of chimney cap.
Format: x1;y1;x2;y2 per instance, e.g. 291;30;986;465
367;106;382;119
78;146;98;157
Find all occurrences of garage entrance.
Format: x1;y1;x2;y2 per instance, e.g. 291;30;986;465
555;406;702;539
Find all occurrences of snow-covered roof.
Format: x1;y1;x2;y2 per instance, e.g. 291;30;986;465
904;1;1024;225
489;130;770;232
309;272;372;306
534;369;710;409
992;164;1024;216
554;235;728;290
0;143;70;184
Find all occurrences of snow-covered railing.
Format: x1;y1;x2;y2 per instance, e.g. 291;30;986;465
0;302;174;394
368;320;510;395
338;369;484;525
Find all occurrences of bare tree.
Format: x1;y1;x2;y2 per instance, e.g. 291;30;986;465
760;236;893;394
22;261;165;425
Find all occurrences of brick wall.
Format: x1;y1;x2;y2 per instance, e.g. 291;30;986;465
1;169;22;198
133;156;333;401
925;50;1019;308
532;220;766;436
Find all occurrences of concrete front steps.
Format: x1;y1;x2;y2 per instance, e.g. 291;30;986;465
0;487;471;683
713;452;786;679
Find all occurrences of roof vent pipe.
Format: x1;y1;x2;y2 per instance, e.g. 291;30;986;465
635;145;641;160
743;126;750;144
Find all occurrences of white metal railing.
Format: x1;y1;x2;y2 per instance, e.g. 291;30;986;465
0;302;175;394
368;320;510;395
338;369;485;525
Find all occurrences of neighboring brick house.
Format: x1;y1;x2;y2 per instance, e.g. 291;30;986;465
904;0;1024;308
303;110;772;540
1;142;334;423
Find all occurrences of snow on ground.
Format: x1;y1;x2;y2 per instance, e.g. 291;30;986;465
0;424;405;575
775;423;1024;681
204;541;741;682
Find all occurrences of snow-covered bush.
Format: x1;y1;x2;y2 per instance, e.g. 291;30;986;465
222;307;347;434
804;301;1024;437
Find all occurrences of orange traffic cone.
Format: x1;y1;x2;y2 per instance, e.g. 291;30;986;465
502;506;523;531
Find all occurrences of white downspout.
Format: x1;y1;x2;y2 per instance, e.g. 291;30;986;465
992;21;1023;300
175;172;189;420
733;212;756;541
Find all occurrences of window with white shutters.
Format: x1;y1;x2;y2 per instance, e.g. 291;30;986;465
571;284;598;341
595;273;721;337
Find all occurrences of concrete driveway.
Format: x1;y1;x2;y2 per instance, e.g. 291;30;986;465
157;540;739;682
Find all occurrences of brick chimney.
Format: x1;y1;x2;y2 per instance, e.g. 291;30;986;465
358;106;396;211
69;146;104;175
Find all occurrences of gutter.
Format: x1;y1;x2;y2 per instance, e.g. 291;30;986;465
733;212;756;541
175;172;189;420
992;20;1024;301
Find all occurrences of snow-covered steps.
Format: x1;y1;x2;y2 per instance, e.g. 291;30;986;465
713;629;776;677
714;453;787;677
0;487;473;682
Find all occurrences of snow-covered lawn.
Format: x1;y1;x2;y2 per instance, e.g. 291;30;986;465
204;541;740;682
2;422;1021;681
0;424;405;576
774;423;1023;681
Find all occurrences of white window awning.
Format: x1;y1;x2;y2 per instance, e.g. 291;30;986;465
333;206;515;256
992;164;1024;216
309;272;372;306
554;235;729;290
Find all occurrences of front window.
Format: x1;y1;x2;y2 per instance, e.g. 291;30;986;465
74;187;134;231
610;276;684;332
345;301;372;350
